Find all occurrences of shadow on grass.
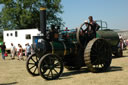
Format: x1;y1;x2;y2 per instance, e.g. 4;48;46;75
109;66;123;72
112;55;128;59
94;66;123;74
61;67;89;78
0;82;18;85
59;66;122;79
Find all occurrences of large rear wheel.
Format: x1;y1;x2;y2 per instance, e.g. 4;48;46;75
84;38;112;72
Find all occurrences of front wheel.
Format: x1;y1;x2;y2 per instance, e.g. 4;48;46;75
38;53;64;80
26;54;40;76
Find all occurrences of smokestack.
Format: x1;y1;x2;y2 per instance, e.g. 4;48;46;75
40;7;46;36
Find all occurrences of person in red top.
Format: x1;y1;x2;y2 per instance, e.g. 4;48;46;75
18;44;24;60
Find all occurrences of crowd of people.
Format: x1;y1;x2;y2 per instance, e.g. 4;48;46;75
0;42;31;60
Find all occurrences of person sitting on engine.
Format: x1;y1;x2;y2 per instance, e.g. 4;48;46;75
49;25;55;41
49;25;59;41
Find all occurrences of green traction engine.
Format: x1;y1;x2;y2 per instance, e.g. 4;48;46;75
26;8;120;80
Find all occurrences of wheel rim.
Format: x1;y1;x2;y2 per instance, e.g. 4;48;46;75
38;53;63;80
84;38;112;72
26;54;39;76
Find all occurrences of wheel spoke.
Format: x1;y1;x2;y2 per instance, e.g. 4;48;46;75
53;68;59;74
36;56;39;61
29;65;35;70
54;62;59;67
33;66;37;73
50;70;54;78
47;70;51;78
54;62;61;68
41;66;47;73
28;63;35;65
31;57;36;63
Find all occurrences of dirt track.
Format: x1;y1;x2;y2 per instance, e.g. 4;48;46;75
0;50;128;85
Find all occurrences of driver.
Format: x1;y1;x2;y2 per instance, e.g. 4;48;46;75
84;16;100;38
88;16;100;31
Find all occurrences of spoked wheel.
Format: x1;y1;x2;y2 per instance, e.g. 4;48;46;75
38;53;64;80
26;54;40;76
84;38;112;72
76;22;93;47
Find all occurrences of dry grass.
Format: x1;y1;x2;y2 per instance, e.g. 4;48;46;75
0;49;128;85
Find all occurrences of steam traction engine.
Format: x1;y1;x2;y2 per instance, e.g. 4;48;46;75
26;8;120;80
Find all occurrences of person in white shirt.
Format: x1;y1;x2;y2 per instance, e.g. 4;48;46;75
26;43;31;57
10;43;16;59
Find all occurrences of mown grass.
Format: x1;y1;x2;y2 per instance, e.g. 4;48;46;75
0;49;128;85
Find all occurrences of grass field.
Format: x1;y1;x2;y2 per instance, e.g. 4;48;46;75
0;49;128;85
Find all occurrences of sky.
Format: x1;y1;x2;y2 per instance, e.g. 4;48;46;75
61;0;128;30
0;0;128;30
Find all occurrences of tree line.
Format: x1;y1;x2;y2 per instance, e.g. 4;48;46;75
0;0;64;30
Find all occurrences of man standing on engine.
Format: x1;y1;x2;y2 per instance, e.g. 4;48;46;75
88;16;100;37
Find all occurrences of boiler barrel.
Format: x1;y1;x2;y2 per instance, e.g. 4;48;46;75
49;41;77;56
96;30;119;46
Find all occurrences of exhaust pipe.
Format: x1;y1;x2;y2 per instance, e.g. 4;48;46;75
40;7;46;36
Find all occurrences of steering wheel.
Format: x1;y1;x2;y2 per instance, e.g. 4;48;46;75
76;22;92;47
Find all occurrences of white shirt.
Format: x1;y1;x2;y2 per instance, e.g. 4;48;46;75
11;45;15;52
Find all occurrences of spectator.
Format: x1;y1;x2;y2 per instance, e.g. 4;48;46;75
25;44;27;56
16;44;20;60
126;39;128;46
123;39;127;50
26;43;31;57
4;50;8;57
18;44;24;60
10;43;16;59
118;39;124;50
0;42;6;60
119;34;122;39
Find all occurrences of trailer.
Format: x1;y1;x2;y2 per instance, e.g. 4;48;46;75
3;29;41;51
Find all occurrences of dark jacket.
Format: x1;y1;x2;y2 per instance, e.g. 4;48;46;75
0;45;6;53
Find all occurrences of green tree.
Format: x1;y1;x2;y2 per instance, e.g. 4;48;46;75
0;33;3;42
0;0;64;30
